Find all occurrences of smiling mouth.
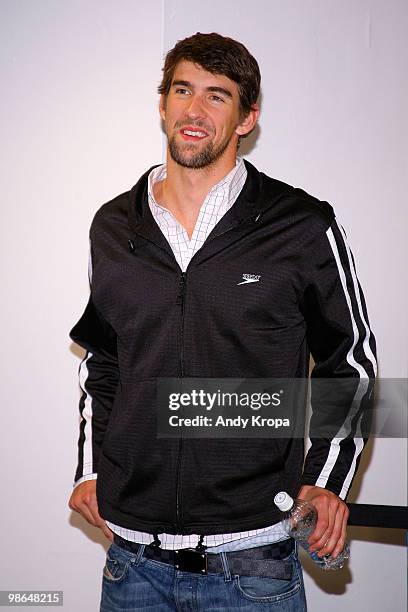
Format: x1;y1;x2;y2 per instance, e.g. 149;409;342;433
179;128;209;141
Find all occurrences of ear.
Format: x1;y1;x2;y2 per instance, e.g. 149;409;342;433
159;94;167;121
235;104;260;137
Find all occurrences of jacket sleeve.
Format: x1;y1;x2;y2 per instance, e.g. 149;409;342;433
69;243;119;487
299;217;377;500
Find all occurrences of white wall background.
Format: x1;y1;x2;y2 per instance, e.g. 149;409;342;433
1;0;406;610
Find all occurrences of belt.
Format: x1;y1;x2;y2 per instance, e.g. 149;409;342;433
113;534;295;579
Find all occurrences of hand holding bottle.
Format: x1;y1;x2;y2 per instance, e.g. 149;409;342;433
296;484;350;561
274;490;350;570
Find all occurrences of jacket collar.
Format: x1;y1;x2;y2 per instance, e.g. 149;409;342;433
127;159;292;249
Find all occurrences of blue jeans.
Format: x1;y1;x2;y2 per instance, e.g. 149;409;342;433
100;541;307;611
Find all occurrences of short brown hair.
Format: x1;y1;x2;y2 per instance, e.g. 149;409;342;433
158;32;261;121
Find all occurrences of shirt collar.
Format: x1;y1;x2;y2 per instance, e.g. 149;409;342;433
147;157;246;209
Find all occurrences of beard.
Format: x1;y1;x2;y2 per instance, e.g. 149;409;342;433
168;131;232;169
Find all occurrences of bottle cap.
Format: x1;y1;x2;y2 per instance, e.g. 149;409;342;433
274;491;294;512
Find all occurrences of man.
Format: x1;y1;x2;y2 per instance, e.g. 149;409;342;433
69;32;377;611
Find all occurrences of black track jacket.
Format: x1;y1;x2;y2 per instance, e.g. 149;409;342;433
69;159;377;535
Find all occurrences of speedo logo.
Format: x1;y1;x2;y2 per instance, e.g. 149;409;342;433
237;274;261;285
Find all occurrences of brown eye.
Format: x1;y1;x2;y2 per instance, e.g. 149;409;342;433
210;95;223;102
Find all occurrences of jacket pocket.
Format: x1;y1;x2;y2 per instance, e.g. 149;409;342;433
98;379;180;526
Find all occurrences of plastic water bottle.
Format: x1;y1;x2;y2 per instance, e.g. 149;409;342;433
274;491;350;570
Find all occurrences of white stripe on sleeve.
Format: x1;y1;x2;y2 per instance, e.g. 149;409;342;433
314;224;373;497
78;352;94;478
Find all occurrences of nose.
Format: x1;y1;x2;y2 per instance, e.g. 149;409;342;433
185;94;206;119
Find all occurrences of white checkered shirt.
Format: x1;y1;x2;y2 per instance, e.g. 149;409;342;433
146;156;245;271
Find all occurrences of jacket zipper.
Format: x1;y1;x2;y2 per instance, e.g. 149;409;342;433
175;271;186;532
132;218;262;532
173;224;243;532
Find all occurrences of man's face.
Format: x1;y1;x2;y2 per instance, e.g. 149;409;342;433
159;60;250;169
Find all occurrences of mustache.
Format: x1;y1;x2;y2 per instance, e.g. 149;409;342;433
176;122;213;134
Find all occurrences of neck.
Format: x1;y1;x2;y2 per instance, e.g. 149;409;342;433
158;150;237;218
